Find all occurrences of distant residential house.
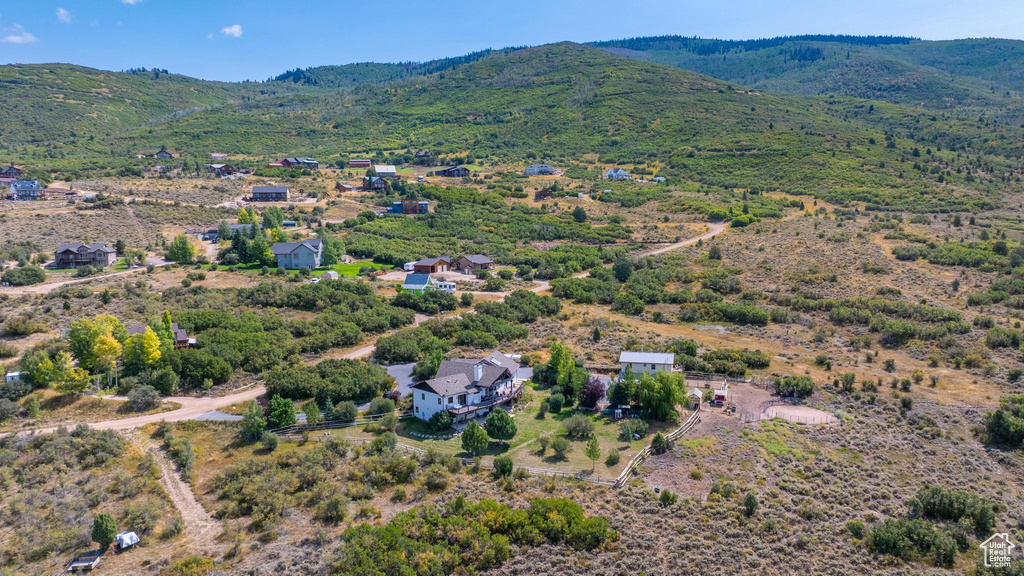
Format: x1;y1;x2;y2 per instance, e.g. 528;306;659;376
436;166;470;178
619;351;674;378
349;159;372;168
156;148;173;159
652;176;667;183
415;151;432;158
210;153;228;160
374;165;398;178
0;165;22;178
455;254;493;273
9;179;43;201
335;182;356;193
402;273;435;294
270;158;318;170
250;186;289;202
54;243;118;269
208;164;236;177
202;223;255;242
127;322;193;349
5;371;21;384
412;256;451;274
387;199;428;215
411;353;523;423
435;280;456;294
524;163;555;176
604;167;631;180
534;189;554;200
271;238;323;270
362;176;389;191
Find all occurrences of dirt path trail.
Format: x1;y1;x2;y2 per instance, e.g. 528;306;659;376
135;436;221;544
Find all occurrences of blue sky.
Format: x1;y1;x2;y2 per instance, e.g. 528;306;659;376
1;0;1023;81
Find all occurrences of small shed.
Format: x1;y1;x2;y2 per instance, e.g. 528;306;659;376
322;271;339;280
688;388;703;410
115;531;140;551
712;382;729;406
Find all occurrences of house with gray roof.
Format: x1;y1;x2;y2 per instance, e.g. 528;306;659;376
524;163;556;176
455;254;493;273
53;243;118;269
604;167;632;180
271;238;322;270
9;180;43;201
619;351;675;378
250;186;289;202
411;352;523;423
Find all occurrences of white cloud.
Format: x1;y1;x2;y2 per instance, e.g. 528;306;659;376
220;24;242;38
207;32;213;40
56;8;71;23
121;0;142;5
1;24;38;44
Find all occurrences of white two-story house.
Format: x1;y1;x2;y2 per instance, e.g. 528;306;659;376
412;352;523;423
619;351;675;378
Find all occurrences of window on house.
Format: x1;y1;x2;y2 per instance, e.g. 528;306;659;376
421;393;425;400
458;394;467;405
437;398;441;405
447;397;453;404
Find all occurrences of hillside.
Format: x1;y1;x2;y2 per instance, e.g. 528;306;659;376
271;47;522;88
0;63;300;146
62;42;1024;211
590;35;1024;115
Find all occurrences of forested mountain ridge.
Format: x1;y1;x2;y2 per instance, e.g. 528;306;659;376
589;35;1024;116
7;42;1024;212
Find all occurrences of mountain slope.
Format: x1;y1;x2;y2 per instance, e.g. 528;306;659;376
0;64;299;146
93;42;1024;211
590;36;1024;115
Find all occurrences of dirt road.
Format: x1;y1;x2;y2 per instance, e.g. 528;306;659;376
0;257;169;296
12;384;265;437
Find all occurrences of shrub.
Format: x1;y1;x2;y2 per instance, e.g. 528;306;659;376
550;436;571;460
367;397;395;415
659;490;678;507
650;432;669;454
1;265;45;286
334;401;359;423
847;520;866;539
126;384;161;412
605;449;620;466
775;375;815;398
0;398;19;422
618;419;648;442
743;492;759;516
428;410;454;432
563;413;594;439
313;494;348;524
547;393;565;413
91;513;117;551
493;455;514;477
260;431;280;452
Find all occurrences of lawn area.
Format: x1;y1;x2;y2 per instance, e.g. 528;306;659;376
335;385;687;481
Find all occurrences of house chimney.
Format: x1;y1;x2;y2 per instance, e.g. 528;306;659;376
474;364;483;383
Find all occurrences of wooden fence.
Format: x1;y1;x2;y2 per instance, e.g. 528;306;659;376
613;408;702;488
270;410;413;437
